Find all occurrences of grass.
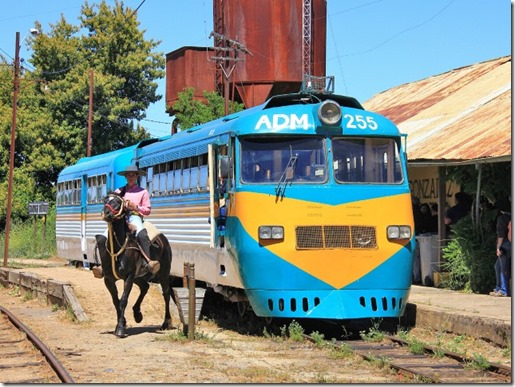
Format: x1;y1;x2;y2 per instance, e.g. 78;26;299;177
0;214;57;259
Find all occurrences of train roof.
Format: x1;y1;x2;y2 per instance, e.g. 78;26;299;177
58;138;161;181
137;92;397;168
262;92;364;110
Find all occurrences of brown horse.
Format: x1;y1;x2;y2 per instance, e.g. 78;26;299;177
95;193;173;338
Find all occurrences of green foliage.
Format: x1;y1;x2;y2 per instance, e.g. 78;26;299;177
359;319;384;342
441;211;497;294
447;163;511;205
173;87;245;130
466;353;490;371
287;320;305;342
441;162;509;294
0;0;165;228
329;341;354;359
0;206;56;258
309;331;325;347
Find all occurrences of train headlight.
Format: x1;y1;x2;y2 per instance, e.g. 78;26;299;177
259;226;284;240
387;225;412;240
318;100;342;126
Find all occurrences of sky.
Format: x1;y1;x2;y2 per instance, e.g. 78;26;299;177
0;0;511;138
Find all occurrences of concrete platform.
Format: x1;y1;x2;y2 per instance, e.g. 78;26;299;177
405;285;511;347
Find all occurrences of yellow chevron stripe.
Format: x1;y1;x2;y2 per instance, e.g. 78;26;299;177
232;192;413;288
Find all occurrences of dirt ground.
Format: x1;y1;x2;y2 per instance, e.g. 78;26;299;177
1;258;510;383
1;259;404;384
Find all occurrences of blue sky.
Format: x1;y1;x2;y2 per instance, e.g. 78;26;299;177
0;0;511;138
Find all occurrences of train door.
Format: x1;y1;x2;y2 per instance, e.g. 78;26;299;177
208;143;232;248
80;174;88;260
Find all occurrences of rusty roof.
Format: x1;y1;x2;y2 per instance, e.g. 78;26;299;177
363;56;511;166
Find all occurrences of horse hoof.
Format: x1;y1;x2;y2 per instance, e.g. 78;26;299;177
134;311;143;324
115;328;125;338
161;319;172;330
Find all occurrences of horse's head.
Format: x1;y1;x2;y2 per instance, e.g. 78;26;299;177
101;193;127;223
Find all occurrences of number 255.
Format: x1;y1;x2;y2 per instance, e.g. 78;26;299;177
343;114;378;130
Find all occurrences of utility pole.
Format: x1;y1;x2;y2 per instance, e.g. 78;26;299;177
87;69;93;156
209;32;252;115
3;31;20;267
3;28;39;267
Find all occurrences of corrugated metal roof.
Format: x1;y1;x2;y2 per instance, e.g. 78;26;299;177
363;56;511;165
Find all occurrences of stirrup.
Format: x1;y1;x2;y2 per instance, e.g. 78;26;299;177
147;260;160;275
92;266;104;279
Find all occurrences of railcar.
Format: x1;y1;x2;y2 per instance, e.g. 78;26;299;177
55;139;161;264
56;91;415;320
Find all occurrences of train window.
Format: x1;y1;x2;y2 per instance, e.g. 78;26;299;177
167;164;174;193
173;160;182;193
157;163;167;195
332;138;403;184
240;137;326;184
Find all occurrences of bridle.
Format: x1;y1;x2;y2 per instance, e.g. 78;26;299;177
102;194;130;280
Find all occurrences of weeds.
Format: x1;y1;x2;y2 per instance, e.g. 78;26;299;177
360;319;384;342
407;338;425;355
466;353;490;371
8;285;20;297
22;289;34;301
329;341;354;359
279;320;305;342
65;304;77;322
157;329;215;343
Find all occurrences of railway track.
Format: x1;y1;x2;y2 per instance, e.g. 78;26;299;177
340;335;511;383
0;306;74;384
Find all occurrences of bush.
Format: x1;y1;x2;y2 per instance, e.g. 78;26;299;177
441;211;497;294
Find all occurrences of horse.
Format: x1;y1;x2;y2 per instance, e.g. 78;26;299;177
95;192;174;338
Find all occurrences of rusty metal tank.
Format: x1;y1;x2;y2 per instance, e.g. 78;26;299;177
165;46;217;115
214;0;327;108
166;0;327;114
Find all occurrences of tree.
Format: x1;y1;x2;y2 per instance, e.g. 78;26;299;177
172;87;245;130
441;162;511;293
0;0;165;225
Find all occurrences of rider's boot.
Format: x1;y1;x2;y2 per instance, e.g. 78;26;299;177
137;229;160;275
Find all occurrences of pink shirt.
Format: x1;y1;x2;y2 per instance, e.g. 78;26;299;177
115;185;151;217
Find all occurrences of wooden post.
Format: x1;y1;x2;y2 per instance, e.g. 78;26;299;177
188;263;196;340
42;215;47;254
33;215;37;253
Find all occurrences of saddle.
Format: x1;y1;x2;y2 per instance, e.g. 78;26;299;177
143;221;160;242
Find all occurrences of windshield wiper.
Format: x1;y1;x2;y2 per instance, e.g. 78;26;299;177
276;148;298;198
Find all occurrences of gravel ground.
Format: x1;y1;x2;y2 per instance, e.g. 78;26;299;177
1;259;405;383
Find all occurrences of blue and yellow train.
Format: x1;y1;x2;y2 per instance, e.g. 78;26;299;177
56;91;414;320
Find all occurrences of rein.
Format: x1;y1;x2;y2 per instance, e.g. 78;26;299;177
104;197;129;281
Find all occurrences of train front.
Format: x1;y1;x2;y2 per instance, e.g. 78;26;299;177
225;95;414;320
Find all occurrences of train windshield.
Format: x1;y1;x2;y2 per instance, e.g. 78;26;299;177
332;137;403;184
240;137;326;184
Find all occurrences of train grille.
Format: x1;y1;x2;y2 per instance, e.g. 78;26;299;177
295;225;377;249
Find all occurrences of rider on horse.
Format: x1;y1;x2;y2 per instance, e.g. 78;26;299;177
92;165;160;278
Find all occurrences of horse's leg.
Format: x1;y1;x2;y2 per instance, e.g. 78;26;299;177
103;277;126;330
115;274;135;338
158;239;173;330
132;278;149;324
159;273;172;330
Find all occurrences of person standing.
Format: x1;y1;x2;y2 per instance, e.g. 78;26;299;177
444;191;471;226
412;197;423;284
490;198;511;297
